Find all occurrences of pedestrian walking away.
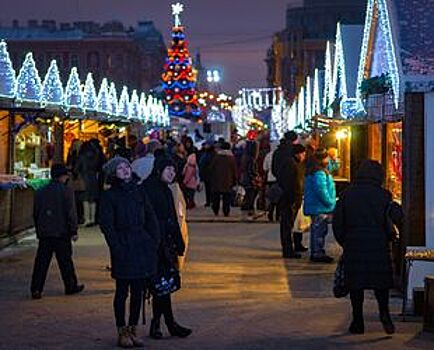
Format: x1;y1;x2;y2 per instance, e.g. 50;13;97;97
303;148;336;263
333;159;403;335
30;164;85;300
143;155;192;340
99;156;160;348
209;141;237;217
240;140;261;220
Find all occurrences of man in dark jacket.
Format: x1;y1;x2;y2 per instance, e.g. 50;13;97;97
271;130;299;179
276;144;306;258
30;164;84;299
209;142;238;216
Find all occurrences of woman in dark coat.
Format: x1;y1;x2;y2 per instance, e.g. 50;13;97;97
333;160;403;335
99;157;160;348
142;155;192;339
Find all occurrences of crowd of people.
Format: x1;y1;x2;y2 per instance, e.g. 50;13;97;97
29;128;404;347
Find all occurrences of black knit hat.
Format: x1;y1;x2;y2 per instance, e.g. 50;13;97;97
152;155;175;178
356;159;384;185
50;164;68;179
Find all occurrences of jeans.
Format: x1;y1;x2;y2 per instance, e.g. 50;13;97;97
212;191;232;216
114;279;145;327
350;289;390;323
309;215;329;258
31;238;79;293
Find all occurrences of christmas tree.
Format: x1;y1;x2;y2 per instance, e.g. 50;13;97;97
109;82;118;116
65;67;83;110
162;2;200;118
129;89;140;119
117;86;129;117
16;52;42;102
83;72;97;111
97;78;110;114
42;60;64;106
0;40;16;98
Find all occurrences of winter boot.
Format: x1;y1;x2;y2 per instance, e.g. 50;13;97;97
117;326;134;348
349;319;365;334
380;313;395;335
149;318;163;339
293;232;308;252
128;326;145;347
166;320;192;338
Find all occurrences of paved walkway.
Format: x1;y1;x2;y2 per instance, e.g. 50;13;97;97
0;207;433;349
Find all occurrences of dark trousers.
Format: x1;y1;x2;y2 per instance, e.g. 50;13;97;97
212;191;232;216
75;191;84;224
241;187;258;212
350;289;390;323
114;279;145;327
31;238;78;293
278;199;296;255
204;180;212;205
152;293;174;324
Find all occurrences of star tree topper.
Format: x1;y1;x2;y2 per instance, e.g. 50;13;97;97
172;2;184;26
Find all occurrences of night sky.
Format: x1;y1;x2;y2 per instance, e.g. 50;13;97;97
0;0;302;94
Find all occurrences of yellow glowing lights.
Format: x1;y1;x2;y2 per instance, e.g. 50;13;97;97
336;129;351;140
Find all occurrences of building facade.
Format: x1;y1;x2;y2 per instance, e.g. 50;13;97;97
0;19;166;91
266;0;367;100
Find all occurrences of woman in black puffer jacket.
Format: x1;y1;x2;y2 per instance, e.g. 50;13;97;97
142;155;192;339
99;157;160;348
333;160;403;335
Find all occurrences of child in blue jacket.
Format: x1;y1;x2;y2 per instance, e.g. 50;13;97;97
304;148;336;263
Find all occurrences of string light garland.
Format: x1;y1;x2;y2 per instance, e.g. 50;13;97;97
323;41;333;116
128;89;140;120
41;59;64;107
0;39;168;126
83;72;97;111
357;0;400;108
96;78;110;114
109;82;118;116
0;40;16;98
16;52;42;103
117;86;130;117
64;67;83;110
332;23;348;101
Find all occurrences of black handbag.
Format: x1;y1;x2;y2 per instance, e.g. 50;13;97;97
333;256;349;298
149;267;181;297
